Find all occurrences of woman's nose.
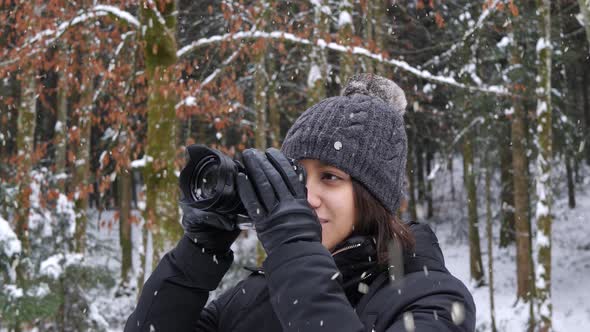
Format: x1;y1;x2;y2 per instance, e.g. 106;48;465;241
306;179;321;209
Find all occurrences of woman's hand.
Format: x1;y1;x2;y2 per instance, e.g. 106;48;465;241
180;203;241;255
237;148;321;255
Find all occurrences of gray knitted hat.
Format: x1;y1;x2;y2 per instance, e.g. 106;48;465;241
281;74;408;215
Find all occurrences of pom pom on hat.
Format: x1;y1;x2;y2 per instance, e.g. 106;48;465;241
342;73;407;115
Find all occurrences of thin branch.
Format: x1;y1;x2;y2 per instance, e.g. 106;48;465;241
427;116;485;179
175;46;244;109
421;0;501;69
93;31;136;103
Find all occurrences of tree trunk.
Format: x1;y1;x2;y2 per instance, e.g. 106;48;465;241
140;0;180;285
577;0;590;57
484;140;497;332
307;0;328;106
509;36;534;303
570;68;583;184
361;1;373;73
254;45;268;150
415;140;425;203
499;119;515;247
267;52;280;149
118;162;133;290
448;155;455;200
252;0;278;265
373;0;386;75
534;0;553;329
557;3;576;210
338;0;354;89
462;128;485;286
0;79;16;176
73;51;93;254
425;146;433;219
406;119;418;221
566;153;575;208
55;55;69;194
0;77;17;220
584;68;590;166
15;66;37;274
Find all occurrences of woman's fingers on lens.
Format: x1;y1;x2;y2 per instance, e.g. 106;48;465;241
237;172;264;220
242;149;277;211
265;148;305;198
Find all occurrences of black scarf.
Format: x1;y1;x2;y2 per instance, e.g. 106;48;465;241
332;235;384;306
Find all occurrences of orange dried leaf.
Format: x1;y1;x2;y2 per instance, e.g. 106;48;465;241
435;11;445;28
509;0;519;17
417;0;425;10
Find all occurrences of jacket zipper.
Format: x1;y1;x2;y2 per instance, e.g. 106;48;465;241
331;242;362;256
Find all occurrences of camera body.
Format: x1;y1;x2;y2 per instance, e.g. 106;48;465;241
179;145;306;221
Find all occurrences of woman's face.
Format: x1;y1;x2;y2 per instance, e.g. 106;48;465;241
300;159;356;251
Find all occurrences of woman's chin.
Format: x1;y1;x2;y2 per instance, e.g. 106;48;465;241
321;229;336;251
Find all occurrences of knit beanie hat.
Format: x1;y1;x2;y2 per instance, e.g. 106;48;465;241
281;74;408;215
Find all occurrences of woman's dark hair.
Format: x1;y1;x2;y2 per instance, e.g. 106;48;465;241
352;179;415;265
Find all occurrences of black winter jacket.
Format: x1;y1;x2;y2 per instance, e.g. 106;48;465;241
125;222;476;331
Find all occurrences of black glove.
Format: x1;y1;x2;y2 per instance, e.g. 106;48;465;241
236;148;321;256
180;203;241;255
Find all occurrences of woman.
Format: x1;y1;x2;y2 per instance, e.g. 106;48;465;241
125;74;476;332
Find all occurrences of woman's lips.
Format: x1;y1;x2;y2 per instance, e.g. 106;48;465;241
319;218;329;224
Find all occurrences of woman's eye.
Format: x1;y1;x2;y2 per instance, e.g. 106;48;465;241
321;173;340;181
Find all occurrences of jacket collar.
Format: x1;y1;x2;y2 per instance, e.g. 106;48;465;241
331;222;450;305
332;235;382;306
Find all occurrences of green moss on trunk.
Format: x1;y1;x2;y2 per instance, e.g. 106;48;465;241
141;0;180;270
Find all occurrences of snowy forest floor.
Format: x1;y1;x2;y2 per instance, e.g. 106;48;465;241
428;173;590;331
83;160;590;331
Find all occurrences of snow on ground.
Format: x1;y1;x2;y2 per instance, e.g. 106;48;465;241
424;158;590;331
87;209;259;330
80;210;133;331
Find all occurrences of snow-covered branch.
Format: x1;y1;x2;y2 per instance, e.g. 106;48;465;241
175;47;243;109
422;0;501;69
1;5;138;68
93;5;140;28
178;30;510;96
93;31;136;103
31;5;138;47
145;0;167;27
451;116;485;147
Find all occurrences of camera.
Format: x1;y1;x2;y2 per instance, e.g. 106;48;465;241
179;145;306;221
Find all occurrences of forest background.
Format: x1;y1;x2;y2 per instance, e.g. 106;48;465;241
1;0;590;331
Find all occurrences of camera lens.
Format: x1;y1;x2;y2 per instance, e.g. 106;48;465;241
180;145;306;222
180;145;247;216
198;164;218;197
191;156;219;201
